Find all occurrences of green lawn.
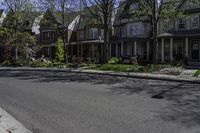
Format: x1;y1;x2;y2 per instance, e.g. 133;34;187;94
91;64;170;73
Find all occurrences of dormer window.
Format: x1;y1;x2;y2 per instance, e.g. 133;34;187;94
191;16;199;29
79;31;84;39
89;28;98;39
178;18;186;30
130;3;139;11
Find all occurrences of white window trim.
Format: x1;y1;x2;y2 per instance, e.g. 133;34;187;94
177;18;186;30
89;28;98;39
191;16;199;29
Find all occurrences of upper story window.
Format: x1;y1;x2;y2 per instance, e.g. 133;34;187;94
191;16;199;29
79;31;84;39
130;3;139;11
128;23;138;36
43;32;49;40
178;18;186;30
163;20;171;32
89;28;98;39
121;26;127;37
43;31;55;41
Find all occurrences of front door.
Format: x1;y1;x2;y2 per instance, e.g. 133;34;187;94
191;40;200;60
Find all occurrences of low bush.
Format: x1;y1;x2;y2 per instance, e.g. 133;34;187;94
29;60;52;67
108;57;120;64
0;59;26;67
194;70;200;77
93;64;144;72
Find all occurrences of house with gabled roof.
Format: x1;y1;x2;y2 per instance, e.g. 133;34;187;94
0;9;6;26
39;9;79;59
113;0;152;63
158;1;200;65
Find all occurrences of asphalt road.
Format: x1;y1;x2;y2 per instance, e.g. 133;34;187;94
0;71;200;133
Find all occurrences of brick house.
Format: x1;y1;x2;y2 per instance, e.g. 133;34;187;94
158;1;200;65
40;9;78;59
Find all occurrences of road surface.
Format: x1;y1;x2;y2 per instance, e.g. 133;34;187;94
0;71;200;133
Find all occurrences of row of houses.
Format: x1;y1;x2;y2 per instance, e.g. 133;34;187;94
1;0;200;65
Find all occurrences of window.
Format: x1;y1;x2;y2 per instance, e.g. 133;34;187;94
130;3;139;11
121;26;127;37
43;31;54;40
191;16;199;29
79;31;84;39
127;23;140;36
89;28;98;39
163;20;171;32
178;18;186;30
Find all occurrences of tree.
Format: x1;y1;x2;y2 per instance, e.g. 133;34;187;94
55;37;64;62
133;0;200;64
81;0;118;63
1;0;37;61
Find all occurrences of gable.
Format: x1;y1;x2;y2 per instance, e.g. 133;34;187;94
179;0;200;10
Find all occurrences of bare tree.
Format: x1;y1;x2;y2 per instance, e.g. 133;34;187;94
81;0;119;63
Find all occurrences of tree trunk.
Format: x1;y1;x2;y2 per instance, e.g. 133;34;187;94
152;0;158;64
15;46;18;60
103;25;109;63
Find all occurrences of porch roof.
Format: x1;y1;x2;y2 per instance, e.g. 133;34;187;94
158;30;200;38
69;40;104;45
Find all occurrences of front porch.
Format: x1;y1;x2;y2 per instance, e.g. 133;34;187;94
158;36;200;64
68;41;104;63
111;39;152;63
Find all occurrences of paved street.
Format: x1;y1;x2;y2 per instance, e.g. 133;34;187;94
0;71;200;133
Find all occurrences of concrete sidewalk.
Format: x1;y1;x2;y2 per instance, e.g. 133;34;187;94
0;67;199;83
0;107;31;133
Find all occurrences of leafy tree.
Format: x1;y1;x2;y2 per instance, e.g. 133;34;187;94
1;0;37;61
55;37;64;62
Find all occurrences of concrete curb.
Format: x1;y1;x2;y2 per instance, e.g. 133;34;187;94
0;67;200;84
0;107;31;133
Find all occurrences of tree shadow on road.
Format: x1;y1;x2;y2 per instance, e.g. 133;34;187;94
0;71;200;128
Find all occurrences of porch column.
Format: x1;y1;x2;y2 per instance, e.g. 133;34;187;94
116;43;118;57
134;41;137;56
185;37;189;58
77;45;79;57
92;44;95;57
170;37;173;62
146;41;150;61
81;44;83;57
121;41;124;57
71;45;73;56
161;38;164;62
109;43;112;58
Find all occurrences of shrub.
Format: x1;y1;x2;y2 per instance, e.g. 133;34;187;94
194;70;200;77
93;64;143;72
0;58;25;67
55;37;64;62
29;60;51;67
108;57;120;64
